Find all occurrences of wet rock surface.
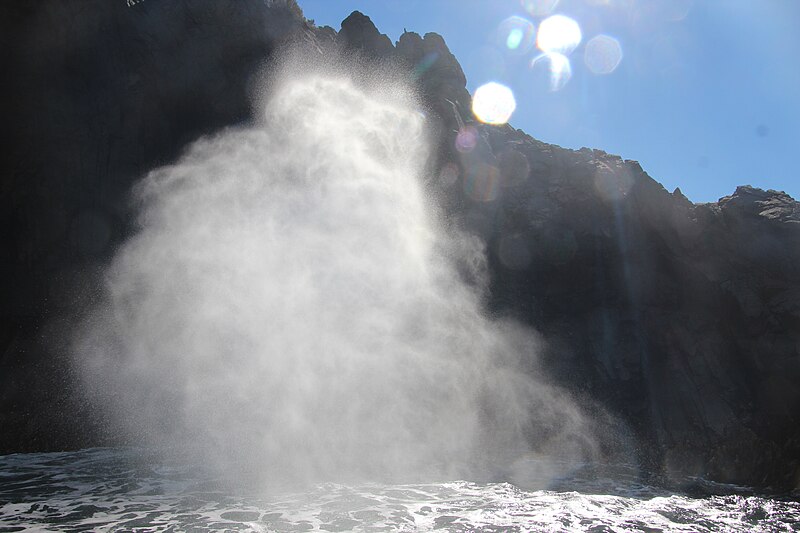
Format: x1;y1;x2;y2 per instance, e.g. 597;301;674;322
1;2;798;491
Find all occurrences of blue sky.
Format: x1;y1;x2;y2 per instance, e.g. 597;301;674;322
298;0;799;203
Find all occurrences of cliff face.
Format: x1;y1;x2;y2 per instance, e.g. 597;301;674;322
1;3;798;490
332;11;800;490
0;0;306;452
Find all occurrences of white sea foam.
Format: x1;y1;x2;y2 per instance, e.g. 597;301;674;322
1;449;797;532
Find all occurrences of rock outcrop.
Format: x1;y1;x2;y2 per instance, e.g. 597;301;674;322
325;12;800;491
0;0;307;453
1;2;798;491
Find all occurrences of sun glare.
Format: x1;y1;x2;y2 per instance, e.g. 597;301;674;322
537;15;582;55
472;82;517;125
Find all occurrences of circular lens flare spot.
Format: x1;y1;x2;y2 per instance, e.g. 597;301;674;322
537;15;582;55
439;162;460;187
531;52;572;91
584;35;622;74
498;149;530;187
463;164;502;202
472;82;516;125
521;0;560;17
498;233;531;270
508;29;524;49
498;16;536;55
455;126;479;153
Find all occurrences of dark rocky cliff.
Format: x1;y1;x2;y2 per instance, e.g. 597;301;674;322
1;0;306;452
1;2;798;491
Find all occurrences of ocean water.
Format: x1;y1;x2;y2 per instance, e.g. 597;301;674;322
1;448;798;532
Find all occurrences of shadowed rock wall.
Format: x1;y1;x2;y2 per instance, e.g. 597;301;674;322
0;0;305;452
334;11;800;490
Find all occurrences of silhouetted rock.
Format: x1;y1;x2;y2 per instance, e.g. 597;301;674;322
0;0;306;455
1;3;798;492
326;13;800;489
471;143;800;490
338;11;393;58
396;30;470;113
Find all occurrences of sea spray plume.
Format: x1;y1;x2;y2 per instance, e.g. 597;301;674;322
75;58;603;487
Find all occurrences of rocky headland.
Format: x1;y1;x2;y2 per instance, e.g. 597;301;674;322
1;0;798;491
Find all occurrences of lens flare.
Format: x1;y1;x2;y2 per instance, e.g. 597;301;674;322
463;164;502;202
661;0;693;21
537;15;582;55
584;35;623;74
472;82;516;125
498;149;530;187
521;0;560;17
498;233;531;270
498;16;536;55
455;126;479;153
413;52;439;78
531;52;572;91
439;162;460;187
594;163;633;202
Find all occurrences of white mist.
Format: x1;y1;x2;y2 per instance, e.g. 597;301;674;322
75;65;598;487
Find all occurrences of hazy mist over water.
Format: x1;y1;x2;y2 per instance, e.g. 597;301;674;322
74;59;606;488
